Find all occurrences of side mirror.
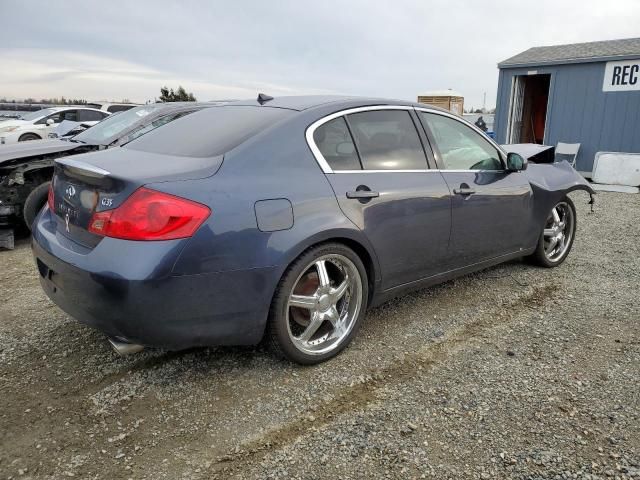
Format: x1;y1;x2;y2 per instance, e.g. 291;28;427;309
506;152;527;172
46;118;55;126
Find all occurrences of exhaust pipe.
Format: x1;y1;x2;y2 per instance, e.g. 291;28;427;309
108;337;144;356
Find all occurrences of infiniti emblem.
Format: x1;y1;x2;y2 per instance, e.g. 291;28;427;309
65;185;76;198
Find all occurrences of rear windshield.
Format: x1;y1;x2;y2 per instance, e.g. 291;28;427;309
124;106;293;157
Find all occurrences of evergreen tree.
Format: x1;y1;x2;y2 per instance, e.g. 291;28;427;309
159;85;196;102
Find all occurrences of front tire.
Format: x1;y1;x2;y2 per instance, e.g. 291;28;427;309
23;181;51;231
268;243;368;365
529;197;577;268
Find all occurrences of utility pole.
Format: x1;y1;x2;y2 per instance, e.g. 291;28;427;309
482;92;486;113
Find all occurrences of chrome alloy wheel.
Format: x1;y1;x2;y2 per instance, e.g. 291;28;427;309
286;254;363;356
543;201;575;262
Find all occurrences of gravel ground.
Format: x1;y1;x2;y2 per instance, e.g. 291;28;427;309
0;191;638;480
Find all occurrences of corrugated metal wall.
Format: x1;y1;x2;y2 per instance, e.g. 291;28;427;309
495;61;640;172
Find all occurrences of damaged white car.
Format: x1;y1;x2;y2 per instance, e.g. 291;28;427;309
0;107;109;145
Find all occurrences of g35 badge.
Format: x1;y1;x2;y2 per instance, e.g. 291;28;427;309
101;197;113;208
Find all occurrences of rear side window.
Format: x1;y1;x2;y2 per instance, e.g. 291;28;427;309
78;110;107;122
107;105;135;113
60;110;78;122
346;110;427;170
125;106;293;157
313;117;361;170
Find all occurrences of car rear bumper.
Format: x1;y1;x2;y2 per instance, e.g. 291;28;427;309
32;210;278;349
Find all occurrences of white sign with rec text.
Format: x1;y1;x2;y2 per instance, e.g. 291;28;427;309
602;59;640;92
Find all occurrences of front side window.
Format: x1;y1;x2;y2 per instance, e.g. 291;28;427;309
346;110;427;170
36;111;63;125
313;117;361;171
418;112;503;171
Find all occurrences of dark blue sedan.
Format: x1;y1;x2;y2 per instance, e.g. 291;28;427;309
32;95;594;364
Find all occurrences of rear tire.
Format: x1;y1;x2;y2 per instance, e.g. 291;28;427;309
528;196;577;268
268;243;368;365
18;133;41;142
23;181;50;231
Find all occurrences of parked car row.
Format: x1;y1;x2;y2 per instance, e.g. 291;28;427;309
0;107;110;145
29;95;595;364
0;103;139;145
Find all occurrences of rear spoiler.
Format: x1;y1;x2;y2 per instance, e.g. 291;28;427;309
55;157;110;178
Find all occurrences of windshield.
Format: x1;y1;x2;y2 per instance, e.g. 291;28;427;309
72;105;163;145
19;108;56;121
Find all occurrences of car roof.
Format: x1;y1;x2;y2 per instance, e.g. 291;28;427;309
87;102;139;107
226;95;358;110
151;101;221;109
44;106;105;113
126;102;213;116
221;95;449;113
119;102;217;115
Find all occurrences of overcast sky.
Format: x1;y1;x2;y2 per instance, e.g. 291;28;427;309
1;0;639;108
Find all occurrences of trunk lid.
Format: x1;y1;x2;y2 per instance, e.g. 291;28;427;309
50;148;222;246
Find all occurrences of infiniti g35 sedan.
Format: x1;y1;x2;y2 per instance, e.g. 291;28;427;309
32;95;595;364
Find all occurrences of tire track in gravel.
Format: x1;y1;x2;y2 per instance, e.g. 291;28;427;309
0;341;192;455
199;283;558;478
81;349;195;396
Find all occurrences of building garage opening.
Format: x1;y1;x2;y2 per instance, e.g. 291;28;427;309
507;74;550;144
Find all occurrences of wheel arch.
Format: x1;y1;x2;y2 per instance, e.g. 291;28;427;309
18;132;43;141
277;229;381;305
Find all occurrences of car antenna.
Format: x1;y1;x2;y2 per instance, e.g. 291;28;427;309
257;93;274;105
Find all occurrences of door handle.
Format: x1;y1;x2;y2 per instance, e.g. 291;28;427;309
453;187;476;196
346;190;379;199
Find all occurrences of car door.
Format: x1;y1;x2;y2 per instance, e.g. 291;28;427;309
35;110;77;136
309;107;452;290
416;109;533;266
34;111;64;136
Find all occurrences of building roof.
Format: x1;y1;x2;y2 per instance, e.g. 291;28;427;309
499;37;640;68
418;89;464;98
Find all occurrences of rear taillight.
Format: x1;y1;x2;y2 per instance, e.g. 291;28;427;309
47;183;54;212
88;187;210;241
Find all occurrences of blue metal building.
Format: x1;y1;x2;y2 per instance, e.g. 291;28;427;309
494;38;640;174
